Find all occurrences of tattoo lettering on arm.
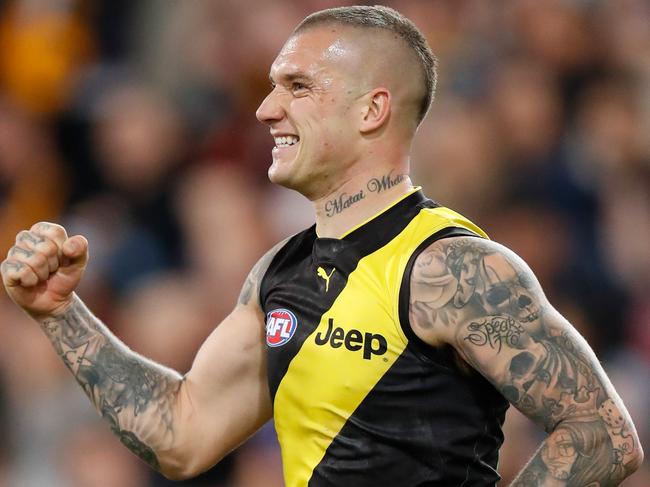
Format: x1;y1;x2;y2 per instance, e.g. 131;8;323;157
40;297;182;470
409;236;643;486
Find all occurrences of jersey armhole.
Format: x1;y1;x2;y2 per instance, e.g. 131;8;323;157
397;227;483;362
259;228;314;309
259;249;289;311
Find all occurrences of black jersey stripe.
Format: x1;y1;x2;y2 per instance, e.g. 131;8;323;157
309;344;507;486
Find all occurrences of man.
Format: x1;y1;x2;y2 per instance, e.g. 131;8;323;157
1;6;643;487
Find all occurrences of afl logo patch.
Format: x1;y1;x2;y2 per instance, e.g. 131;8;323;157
266;309;298;347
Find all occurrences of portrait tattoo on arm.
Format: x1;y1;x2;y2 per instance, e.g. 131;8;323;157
40;297;183;470
409;236;642;486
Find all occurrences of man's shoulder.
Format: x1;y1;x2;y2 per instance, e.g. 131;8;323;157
408;234;544;345
237;235;296;308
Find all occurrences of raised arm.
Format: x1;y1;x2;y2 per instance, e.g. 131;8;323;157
409;236;644;486
1;222;283;480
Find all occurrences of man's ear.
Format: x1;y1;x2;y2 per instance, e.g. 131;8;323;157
359;88;391;134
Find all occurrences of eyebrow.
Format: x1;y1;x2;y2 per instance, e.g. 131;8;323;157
269;71;313;85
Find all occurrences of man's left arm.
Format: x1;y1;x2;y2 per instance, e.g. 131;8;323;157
409;236;644;486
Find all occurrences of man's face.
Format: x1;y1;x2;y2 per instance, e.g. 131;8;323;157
256;27;363;198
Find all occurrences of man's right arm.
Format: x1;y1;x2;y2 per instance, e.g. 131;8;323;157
1;222;284;480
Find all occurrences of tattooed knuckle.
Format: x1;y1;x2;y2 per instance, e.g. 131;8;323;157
30;222;45;233
5;259;22;273
33;221;67;240
7;246;20;258
16;230;30;243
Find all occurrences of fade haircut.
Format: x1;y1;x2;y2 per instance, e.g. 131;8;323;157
293;5;438;125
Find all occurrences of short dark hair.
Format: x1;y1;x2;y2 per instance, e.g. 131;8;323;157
294;5;438;125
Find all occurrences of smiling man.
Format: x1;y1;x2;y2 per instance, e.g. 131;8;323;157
0;5;644;487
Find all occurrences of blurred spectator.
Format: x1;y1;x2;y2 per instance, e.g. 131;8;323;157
58;423;148;487
0;100;66;256
0;0;94;115
176;163;272;321
65;82;187;299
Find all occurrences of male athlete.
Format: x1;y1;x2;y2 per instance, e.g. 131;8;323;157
1;6;643;487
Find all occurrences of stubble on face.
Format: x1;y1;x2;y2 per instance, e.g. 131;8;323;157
264;28;367;197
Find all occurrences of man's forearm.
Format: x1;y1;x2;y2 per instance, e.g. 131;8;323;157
511;415;641;486
39;294;183;471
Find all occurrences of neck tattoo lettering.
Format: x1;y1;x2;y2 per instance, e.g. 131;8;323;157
324;172;407;218
325;189;365;217
367;171;406;194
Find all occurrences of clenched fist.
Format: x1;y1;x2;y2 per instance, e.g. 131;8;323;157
1;222;89;319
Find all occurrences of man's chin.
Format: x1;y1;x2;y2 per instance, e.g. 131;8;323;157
268;164;309;195
268;163;295;188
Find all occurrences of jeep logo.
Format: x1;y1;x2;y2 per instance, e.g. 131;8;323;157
314;318;388;360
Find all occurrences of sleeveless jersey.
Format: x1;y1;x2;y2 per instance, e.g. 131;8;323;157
260;189;509;487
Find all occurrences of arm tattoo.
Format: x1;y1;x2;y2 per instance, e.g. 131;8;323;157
410;237;642;486
238;254;269;306
238;237;290;306
40;296;183;470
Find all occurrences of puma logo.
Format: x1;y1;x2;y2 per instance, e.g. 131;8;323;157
317;266;336;292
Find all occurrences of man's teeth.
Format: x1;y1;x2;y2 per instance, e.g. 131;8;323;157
274;135;300;147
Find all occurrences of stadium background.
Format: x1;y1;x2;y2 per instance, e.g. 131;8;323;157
0;0;647;485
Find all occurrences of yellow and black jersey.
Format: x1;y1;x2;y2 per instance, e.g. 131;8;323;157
260;189;509;487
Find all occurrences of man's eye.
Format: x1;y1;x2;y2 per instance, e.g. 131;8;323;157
292;82;308;92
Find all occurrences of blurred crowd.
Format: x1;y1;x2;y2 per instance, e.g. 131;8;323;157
0;0;647;485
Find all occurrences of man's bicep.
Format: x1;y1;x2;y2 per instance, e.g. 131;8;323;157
410;236;548;396
439;242;601;427
410;236;641;479
171;241;288;474
177;304;271;474
454;302;590;432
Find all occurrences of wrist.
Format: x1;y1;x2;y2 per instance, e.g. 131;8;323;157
30;293;80;322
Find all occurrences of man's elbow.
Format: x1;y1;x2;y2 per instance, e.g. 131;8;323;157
159;467;200;482
159;465;195;482
155;439;230;481
157;454;215;481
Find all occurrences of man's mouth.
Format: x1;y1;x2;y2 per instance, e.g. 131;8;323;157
274;135;300;148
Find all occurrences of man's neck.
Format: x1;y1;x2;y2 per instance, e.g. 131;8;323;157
313;169;414;238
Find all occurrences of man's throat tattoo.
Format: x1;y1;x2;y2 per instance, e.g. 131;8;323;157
325;189;366;217
367;171;406;194
324;171;407;217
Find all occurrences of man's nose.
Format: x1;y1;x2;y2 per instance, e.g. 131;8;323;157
256;90;285;124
